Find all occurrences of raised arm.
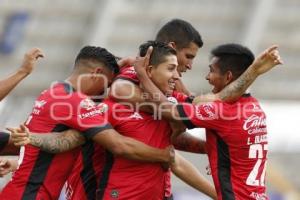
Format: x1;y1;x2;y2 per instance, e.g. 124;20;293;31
0;48;44;101
8;125;85;153
171;153;217;199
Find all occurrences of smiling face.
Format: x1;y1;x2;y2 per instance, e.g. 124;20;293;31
205;56;231;94
148;54;179;95
176;42;199;76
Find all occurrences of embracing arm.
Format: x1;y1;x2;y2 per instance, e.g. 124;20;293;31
109;79;154;113
171;153;217;199
173;132;206;154
92;129;174;163
8;126;85;153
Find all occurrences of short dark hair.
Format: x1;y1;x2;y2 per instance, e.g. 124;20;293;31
75;46;119;74
155;19;203;49
139;41;177;66
211;43;255;79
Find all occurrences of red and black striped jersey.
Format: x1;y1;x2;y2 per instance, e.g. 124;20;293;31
0;82;112;200
177;94;268;200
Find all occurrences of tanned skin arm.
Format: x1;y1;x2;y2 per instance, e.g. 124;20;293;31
0;48;44;101
7;126;85;154
8;125;174;164
171;153;217;199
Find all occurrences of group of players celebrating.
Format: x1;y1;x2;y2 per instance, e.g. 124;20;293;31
0;19;282;200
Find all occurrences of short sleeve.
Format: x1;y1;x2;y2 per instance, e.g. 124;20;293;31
172;91;194;103
176;102;222;130
114;65;139;84
52;95;113;139
0;132;10;151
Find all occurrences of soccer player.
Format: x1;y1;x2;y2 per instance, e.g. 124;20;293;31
0;48;44;155
155;18;202;96
101;41;215;200
134;43;282;200
0;46;174;200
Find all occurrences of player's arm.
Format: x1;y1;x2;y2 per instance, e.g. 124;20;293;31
117;56;135;68
8;125;85;153
0;132;20;155
0;157;18;177
9;125;174;164
109;79;153;113
169;122;206;153
134;45;282;120
172;132;206;154
91;129;174;163
0;48;44;101
171;153;217;200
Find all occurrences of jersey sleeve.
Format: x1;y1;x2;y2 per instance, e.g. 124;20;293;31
0;132;10;152
172;91;194;103
176;102;223;130
114;65;140;84
52;95;113;139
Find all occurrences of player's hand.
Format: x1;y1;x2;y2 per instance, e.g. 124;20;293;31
0;157;16;177
251;45;283;75
117;56;136;68
7;124;31;146
133;46;153;76
160;145;175;171
18;48;44;75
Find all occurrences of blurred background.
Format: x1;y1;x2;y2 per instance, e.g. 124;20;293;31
0;0;299;199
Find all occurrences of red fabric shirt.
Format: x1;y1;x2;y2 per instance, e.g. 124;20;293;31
0;82;112;200
101;98;171;200
177;94;268;200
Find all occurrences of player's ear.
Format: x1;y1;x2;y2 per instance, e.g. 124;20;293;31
146;65;153;78
225;71;233;85
168;42;176;50
92;67;103;79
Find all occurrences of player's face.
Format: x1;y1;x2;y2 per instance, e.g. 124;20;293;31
148;54;179;95
205;56;228;94
93;67;115;96
176;42;199;76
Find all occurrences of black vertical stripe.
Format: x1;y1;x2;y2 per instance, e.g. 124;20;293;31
96;151;114;200
80;141;97;200
22;124;70;200
176;104;196;129
216;134;235;200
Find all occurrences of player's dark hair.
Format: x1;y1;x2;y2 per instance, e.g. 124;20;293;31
139;41;177;66
211;43;255;79
155;19;203;49
75;46;119;74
